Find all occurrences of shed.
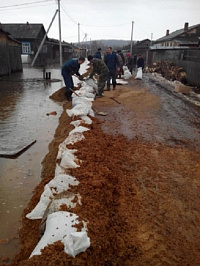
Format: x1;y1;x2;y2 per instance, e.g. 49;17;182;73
0;27;22;76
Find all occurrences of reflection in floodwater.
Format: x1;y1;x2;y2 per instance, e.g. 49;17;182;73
0;66;64;262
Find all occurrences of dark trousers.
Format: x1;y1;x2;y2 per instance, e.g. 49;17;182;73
61;71;74;93
107;69;117;90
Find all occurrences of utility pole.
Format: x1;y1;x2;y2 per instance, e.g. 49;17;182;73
31;10;58;67
151;33;153;45
130;21;134;55
78;23;80;56
85;33;88;57
78;23;80;46
90;38;92;55
58;0;62;67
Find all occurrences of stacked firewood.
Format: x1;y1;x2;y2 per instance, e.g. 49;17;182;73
147;61;187;84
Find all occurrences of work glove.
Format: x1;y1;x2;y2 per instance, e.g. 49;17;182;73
79;75;84;81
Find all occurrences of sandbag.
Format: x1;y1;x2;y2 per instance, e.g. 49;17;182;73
135;67;143;80
30;211;90;258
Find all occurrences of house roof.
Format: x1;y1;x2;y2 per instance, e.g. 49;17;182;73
0;28;21;44
1;23;46;39
154;24;200;43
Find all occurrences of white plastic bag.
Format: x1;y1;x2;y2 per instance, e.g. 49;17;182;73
135;67;143;80
60;149;80;169
123;66;132;79
64;232;91;258
30;211;90;258
84;78;98;93
26;175;79;219
67;103;92;117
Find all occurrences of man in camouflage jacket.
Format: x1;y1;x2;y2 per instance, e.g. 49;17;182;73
87;55;109;97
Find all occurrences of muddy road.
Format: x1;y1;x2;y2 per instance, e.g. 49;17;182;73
7;73;200;265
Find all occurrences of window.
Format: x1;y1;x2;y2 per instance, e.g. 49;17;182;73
22;42;31;54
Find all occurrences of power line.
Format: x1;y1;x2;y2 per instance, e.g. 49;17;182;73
134;22;151;38
60;3;77;25
0;0;53;9
81;22;131;28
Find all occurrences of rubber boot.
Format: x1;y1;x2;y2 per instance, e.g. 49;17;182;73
65;90;72;101
113;81;116;90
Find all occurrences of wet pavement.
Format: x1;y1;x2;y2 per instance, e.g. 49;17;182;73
95;73;200;152
0;66;64;262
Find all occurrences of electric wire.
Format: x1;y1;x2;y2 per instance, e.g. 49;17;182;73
1;0;150;40
0;0;53;9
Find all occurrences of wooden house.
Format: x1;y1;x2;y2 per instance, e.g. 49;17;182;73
123;39;151;62
153;22;200;48
0;27;22;76
1;22;75;66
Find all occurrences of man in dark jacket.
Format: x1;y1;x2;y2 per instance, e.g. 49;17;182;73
127;54;137;74
137;54;144;70
61;57;85;100
87;55;109;97
93;48;102;60
104;47;120;91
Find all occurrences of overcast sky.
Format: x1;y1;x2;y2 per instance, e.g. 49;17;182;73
0;0;199;44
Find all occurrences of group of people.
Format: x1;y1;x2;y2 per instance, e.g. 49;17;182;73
126;53;144;74
88;47;123;96
61;47;144;101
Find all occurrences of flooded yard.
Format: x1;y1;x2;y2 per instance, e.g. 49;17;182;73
0;66;63;262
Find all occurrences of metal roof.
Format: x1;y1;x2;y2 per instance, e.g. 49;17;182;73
1;23;45;39
154;24;200;43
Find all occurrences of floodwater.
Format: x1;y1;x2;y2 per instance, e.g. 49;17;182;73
0;66;64;263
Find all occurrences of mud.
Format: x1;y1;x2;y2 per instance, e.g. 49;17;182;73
3;75;200;265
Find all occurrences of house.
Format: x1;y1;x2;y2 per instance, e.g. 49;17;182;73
1;22;75;66
131;39;151;61
147;22;200;87
153;22;200;48
123;39;151;62
0;27;22;76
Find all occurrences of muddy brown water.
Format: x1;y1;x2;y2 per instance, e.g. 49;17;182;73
0;66;64;262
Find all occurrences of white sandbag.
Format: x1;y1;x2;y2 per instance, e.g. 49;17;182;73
72;89;95;99
80;84;95;93
67;103;92;117
69;126;89;135
63;133;85;145
70;117;92;127
123;67;132;79
57;141;76;160
45;194;81;213
26;185;53;220
72;76;80;87
26;175;79;220
60;149;80;169
50;174;79;195
72;97;93;108
84;78;98;93
64;232;90;258
30;211;90;258
79;115;92;124
135;67;143;80
123;66;128;71
70;120;82;127
55;164;66;176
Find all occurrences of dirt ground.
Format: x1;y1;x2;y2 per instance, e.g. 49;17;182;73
5;76;200;265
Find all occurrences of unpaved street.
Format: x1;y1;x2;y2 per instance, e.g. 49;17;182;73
10;74;200;265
